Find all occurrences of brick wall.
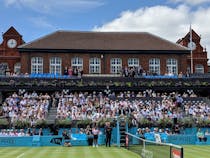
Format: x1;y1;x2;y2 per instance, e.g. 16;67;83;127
20;51;188;75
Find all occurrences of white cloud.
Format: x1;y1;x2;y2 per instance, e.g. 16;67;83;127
3;0;104;14
93;5;210;60
28;17;55;29
170;0;210;5
193;7;210;52
4;0;17;6
94;5;190;41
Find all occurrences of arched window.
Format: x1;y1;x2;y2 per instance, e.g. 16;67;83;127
149;58;160;75
31;57;43;74
128;58;139;68
166;58;178;75
50;57;62;75
110;58;122;74
14;62;21;74
89;57;101;73
71;57;83;69
195;64;204;74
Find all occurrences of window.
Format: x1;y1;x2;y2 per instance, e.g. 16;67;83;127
128;58;139;68
110;58;122;74
31;57;43;74
195;64;204;74
149;58;160;75
50;57;62;75
166;58;178;75
89;57;101;73
14;63;21;74
0;63;8;76
71;57;83;69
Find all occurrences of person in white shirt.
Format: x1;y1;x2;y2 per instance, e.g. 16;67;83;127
18;129;25;137
92;126;100;147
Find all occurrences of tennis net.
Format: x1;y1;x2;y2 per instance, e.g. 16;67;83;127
125;132;183;158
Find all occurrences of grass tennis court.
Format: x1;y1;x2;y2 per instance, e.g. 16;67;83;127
183;145;210;158
0;145;209;158
0;146;139;158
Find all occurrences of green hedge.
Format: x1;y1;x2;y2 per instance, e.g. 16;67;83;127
1;117;210;129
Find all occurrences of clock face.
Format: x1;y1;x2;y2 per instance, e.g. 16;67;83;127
187;41;196;50
7;39;17;48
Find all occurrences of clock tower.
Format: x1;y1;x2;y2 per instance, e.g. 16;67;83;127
176;29;208;74
0;26;24;75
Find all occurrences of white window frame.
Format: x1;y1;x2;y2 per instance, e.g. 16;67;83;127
128;58;139;68
89;57;101;74
149;58;160;75
71;57;83;69
110;58;122;74
50;57;62;75
195;64;204;74
0;63;9;75
31;57;43;74
14;62;21;74
166;58;178;75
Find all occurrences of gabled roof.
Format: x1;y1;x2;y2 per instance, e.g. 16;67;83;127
185;29;200;41
19;31;188;51
3;26;22;37
177;29;200;44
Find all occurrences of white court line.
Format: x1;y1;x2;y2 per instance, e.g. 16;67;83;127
16;153;25;158
54;149;120;153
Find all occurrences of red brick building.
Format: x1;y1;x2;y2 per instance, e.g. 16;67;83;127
1;27;208;76
18;31;190;76
177;29;208;73
0;26;24;75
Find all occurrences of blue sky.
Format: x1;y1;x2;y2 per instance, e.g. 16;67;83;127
1;0;210;58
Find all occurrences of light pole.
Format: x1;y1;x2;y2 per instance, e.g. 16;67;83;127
190;47;193;74
188;25;196;74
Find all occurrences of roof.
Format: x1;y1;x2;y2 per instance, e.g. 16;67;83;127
177;29;200;44
19;31;188;51
3;26;22;37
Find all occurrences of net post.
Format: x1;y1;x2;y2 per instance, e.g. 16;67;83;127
181;147;184;158
116;116;120;147
125;132;184;158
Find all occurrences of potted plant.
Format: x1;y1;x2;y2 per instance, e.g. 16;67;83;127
77;119;92;128
138;118;154;128
179;117;194;128
13;119;30;129
35;119;47;128
0;118;9;129
157;118;173;128
55;119;72;128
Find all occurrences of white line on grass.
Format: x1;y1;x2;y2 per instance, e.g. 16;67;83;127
54;149;120;153
16;153;25;158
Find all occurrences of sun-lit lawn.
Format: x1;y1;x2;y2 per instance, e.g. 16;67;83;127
0;145;209;158
0;146;139;158
183;145;210;158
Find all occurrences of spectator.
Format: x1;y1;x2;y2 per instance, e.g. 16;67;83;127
197;128;207;142
85;125;93;146
18;129;25;137
26;128;32;136
62;129;71;147
38;128;43;136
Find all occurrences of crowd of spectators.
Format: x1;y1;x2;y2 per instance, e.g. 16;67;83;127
1;91;50;127
1;89;210;137
0;128;43;137
63;66;83;77
54;89;210;125
120;66;190;78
